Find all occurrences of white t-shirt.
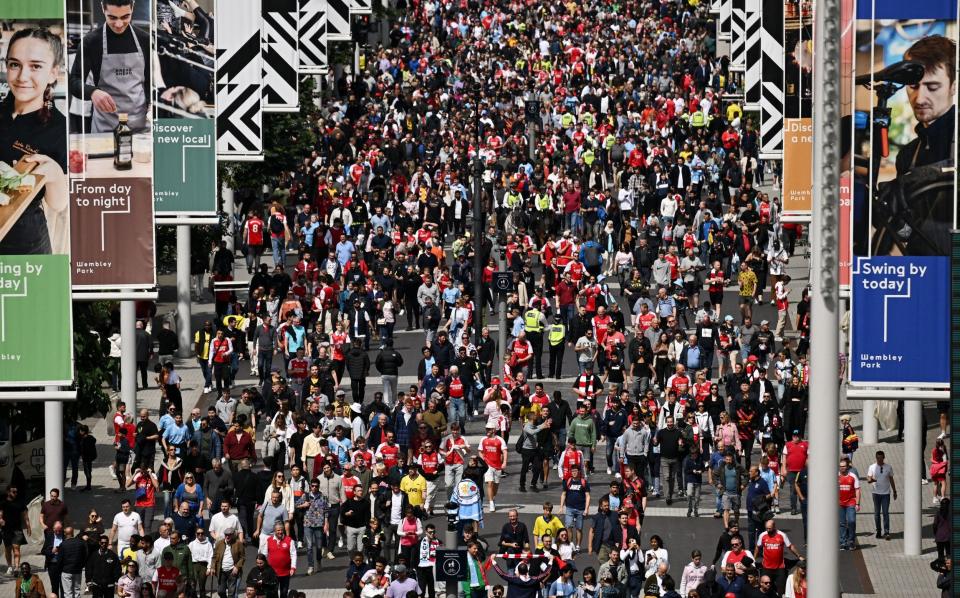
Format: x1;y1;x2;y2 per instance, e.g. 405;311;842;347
208;512;241;540
867;462;894;495
112;511;142;543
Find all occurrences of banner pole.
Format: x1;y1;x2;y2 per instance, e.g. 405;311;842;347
904;401;922;555
223;185;236;252
120;301;138;413
862;399;878;444
809;0;841;588
177;225;194;359
44;395;63;496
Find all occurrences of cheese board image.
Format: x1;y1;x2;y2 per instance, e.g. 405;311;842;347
0;159;44;244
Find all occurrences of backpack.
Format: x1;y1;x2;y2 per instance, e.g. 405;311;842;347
269;215;285;235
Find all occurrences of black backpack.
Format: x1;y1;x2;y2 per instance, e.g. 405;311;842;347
269;215;285;235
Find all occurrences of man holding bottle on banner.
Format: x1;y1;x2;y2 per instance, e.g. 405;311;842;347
69;0;150;133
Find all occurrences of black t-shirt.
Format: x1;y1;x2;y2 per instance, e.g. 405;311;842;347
136;419;159;452
0;107;67;254
0;498;26;532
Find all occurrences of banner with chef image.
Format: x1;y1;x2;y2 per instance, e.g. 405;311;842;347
0;2;75;386
66;0;156;289
154;0;216;214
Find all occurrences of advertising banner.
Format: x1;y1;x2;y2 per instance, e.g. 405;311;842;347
720;0;732;41
0;1;74;385
840;0;854;289
215;0;263;160
759;0;784;158
66;0;156;289
155;0;217;214
326;0;352;41
781;0;813;216
731;0;747;71
851;257;949;383
849;0;957;385
298;0;329;75
262;0;299;112
744;0;762;108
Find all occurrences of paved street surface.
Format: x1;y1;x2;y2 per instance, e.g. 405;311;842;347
0;242;942;597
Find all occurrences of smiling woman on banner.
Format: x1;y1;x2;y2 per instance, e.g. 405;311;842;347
69;0;151;133
0;27;69;256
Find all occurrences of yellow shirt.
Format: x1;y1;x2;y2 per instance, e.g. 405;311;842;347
532;514;566;547
400;475;427;506
738;270;758;297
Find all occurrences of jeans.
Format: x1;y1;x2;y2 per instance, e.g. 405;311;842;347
218;570;241;598
350;378;366;403
445;463;464;498
873;493;891;534
660;457;680;498
447;398;467;431
305;526;325;567
61;573;83;598
66;451;80;486
345;525;365;553
325;504;340;551
257;351;274;383
382;375;398;404
785;471;799;512
519;447;542;489
213;362;231;393
198;359;213;388
271;237;285;267
686;482;701;514
839;505;857;548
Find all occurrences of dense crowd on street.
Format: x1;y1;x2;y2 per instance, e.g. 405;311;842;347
2;0;873;596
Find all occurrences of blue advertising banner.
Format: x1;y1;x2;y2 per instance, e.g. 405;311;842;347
851;257;950;385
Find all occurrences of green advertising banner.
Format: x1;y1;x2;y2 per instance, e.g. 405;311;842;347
154;119;217;214
0;2;75;386
0;256;73;385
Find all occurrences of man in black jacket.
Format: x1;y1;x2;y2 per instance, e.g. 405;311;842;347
232;460;260;543
41;522;65;596
547;392;574;461
345;339;371;404
59;527;88;598
85;535;121;598
375;339;404;405
431;330;455;374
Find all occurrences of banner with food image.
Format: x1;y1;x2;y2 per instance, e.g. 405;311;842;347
66;0;156;289
849;0;957;384
0;1;74;385
154;0;216;213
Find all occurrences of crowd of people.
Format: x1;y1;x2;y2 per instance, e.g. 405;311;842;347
0;0;838;595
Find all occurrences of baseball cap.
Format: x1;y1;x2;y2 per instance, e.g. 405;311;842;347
724;315;734;321
394;564;408;574
491;377;501;385
760;319;769;326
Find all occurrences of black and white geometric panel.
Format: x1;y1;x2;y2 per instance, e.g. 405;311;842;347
730;0;746;72
710;0;721;14
326;0;351;41
350;0;372;15
216;0;263;158
720;0;732;41
744;0;762;108
759;0;784;158
298;0;328;74
262;0;299;112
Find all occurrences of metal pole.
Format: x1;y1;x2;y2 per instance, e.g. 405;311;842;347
44;395;63;496
862;399;878;444
808;0;841;589
176;224;193;358
497;240;507;380
903;400;922;555
472;159;485;345
222;185;235;252
120;301;138;411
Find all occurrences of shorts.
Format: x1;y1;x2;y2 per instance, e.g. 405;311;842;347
684;281;700;296
937;401;949;414
1;529;26;546
739;296;752;305
484;468;502;483
564;508;584;529
709;291;724;305
722;492;741;512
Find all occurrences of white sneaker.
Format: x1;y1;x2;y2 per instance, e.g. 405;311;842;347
6;566;13;576
297;541;303;549
109;466;117;480
306;566;314;575
338;539;344;548
203;386;212;394
606;468;612;475
489;501;496;512
934;496;942;505
325;551;336;560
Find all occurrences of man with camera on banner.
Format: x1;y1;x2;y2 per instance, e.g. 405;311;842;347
873;35;957;256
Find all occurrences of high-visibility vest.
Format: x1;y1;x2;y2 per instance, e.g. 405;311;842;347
535;194;551;210
524;310;543;333
548;323;566;346
506;192;522;208
690;111;707;128
582;149;595;166
561;113;575;128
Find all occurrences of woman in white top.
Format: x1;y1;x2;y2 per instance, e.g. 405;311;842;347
642;534;669;579
555;528;576;561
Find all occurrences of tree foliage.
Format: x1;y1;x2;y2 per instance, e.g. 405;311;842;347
68;301;116;421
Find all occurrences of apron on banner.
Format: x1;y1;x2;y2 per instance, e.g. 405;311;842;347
92;24;148;133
